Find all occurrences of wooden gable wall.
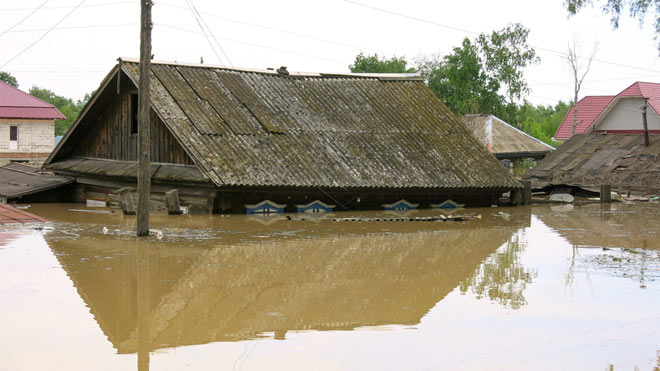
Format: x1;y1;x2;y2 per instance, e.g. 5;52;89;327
72;89;194;165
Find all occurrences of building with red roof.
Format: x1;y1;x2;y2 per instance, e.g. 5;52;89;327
554;82;660;141
0;81;65;165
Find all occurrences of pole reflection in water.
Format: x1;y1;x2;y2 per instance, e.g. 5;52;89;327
137;241;151;371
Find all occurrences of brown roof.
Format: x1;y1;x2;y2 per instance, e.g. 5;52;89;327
463;114;554;157
49;59;520;190
0;163;73;199
524;133;660;193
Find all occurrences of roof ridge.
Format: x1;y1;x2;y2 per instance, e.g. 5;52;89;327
118;57;423;80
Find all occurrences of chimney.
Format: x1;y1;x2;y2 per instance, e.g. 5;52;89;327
276;66;289;75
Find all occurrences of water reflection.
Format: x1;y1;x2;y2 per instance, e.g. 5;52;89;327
459;231;537;309
41;207;531;357
535;203;660;288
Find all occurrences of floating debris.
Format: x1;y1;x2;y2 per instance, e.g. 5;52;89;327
331;215;481;223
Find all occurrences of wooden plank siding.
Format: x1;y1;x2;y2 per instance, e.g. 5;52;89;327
71;89;193;165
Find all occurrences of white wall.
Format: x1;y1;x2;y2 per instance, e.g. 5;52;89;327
597;97;660;131
0;119;55;153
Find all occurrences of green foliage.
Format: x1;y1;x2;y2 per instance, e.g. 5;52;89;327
415;23;539;127
29;86;92;136
418;39;503;118
0;71;18;88
459;234;537;310
477;23;540;104
565;0;660;50
520;101;570;146
349;52;416;73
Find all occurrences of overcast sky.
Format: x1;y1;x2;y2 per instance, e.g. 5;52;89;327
2;0;660;106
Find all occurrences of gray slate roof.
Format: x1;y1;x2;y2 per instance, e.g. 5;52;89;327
51;59;521;190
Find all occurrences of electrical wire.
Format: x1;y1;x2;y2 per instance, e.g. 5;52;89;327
344;0;660;74
155;23;346;65
157;0;395;56
0;1;133;11
186;0;234;66
0;0;51;38
184;0;226;65
0;0;87;69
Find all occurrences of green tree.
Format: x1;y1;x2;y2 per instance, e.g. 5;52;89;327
349;52;416;73
418;39;503;117
416;23;539;128
520;101;570;146
477;23;540;105
0;71;18;88
565;0;660;50
29;86;92;136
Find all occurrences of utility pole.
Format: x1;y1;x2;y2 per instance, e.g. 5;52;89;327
642;99;650;147
137;0;152;237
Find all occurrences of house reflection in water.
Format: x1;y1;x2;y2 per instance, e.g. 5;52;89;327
43;210;531;368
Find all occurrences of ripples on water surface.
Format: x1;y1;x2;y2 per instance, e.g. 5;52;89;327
0;203;659;370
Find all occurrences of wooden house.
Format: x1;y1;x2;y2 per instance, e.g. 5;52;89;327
0;81;64;166
44;58;521;213
462;114;554;162
524;133;660;195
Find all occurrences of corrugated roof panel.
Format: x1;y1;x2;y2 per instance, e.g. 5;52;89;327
94;61;521;190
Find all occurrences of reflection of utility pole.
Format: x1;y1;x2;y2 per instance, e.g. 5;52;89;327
137;243;151;371
137;0;153;237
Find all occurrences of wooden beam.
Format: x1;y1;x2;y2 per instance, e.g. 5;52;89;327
137;0;153;236
164;189;183;215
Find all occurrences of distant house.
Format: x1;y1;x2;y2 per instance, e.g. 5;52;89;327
462;114;554;162
554;81;660;141
45;58;521;213
0;81;65;166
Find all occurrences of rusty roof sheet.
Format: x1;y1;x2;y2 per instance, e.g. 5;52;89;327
73;60;519;190
524;133;660;193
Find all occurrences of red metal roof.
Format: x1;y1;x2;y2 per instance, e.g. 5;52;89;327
554;96;614;139
555;81;660;140
617;81;660;116
0;81;66;120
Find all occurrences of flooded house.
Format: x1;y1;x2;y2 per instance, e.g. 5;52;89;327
0;81;65;166
462;114;554;166
44;58;521;213
525;82;660;195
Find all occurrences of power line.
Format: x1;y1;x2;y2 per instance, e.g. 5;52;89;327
186;0;233;66
0;0;87;69
344;0;660;74
0;1;133;11
0;0;51;38
184;0;226;65
157;0;395;56
155;23;346;65
4;23;137;33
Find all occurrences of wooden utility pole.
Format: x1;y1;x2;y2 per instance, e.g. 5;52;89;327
642;99;650;147
137;0;152;237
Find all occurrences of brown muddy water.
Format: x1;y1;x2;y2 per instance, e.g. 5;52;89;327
1;203;659;371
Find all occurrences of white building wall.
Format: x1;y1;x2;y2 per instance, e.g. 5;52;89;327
597;97;660;131
0;119;55;165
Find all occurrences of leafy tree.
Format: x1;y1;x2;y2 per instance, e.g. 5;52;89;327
0;71;18;87
566;0;660;50
520;101;570;146
417;39;503;118
349;52;416;73
29;86;92;136
477;23;540;105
